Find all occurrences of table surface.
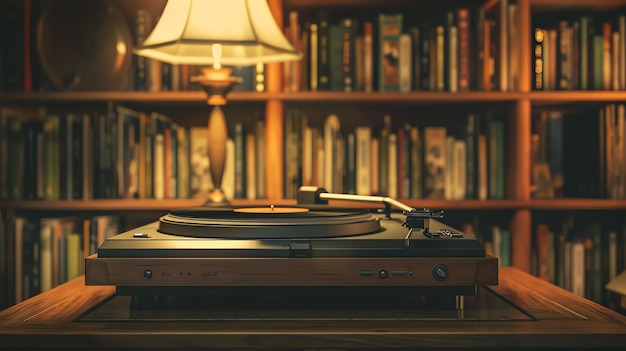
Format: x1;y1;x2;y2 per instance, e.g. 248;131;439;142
1;267;626;350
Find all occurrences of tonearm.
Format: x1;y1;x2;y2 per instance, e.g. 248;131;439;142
296;186;446;243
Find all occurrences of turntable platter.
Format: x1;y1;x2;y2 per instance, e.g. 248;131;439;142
158;205;382;239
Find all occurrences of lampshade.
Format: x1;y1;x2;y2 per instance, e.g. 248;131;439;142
133;0;301;66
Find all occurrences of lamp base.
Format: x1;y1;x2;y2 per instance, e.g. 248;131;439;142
204;188;230;207
192;67;242;207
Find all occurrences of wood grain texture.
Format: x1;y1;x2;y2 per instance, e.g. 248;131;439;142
1;268;626;350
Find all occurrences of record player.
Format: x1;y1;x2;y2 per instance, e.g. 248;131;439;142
85;187;498;300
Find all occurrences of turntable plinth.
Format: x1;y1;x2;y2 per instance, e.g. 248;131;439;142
85;255;498;287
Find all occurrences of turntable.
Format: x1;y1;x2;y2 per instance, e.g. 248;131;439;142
85;187;498;301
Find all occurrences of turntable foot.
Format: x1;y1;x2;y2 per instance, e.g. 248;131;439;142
130;295;168;310
429;295;464;311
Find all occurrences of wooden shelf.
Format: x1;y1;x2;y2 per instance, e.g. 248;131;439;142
5;90;626;106
4;198;626;212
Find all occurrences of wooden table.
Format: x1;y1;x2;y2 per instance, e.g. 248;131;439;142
1;267;626;350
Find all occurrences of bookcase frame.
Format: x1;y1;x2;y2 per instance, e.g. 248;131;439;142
2;0;626;308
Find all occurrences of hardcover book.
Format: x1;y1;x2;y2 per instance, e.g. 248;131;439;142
378;13;403;92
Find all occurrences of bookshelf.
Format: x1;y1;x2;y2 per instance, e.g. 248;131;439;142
2;0;626;312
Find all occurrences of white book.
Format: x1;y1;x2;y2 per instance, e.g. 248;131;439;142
222;139;235;200
448;26;458;93
355;127;372;195
570;241;586;297
399;33;412;92
445;136;455;199
315;134;325;188
153;134;165;200
453;139;467;200
388;133;398;198
39;218;54;293
324;115;341;192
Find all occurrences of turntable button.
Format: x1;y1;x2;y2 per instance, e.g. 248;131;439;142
379;270;388;279
143;270;152;280
433;264;449;281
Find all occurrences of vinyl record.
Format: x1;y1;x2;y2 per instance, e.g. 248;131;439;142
158;205;382;239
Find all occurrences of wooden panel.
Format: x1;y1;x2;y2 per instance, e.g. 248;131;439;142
84;256;498;287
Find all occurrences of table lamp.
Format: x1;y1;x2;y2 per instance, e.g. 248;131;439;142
134;0;301;205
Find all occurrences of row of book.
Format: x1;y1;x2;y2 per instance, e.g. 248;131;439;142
534;15;626;91
532;103;626;199
286;110;507;200
2;211;120;304
0;103;268;201
282;0;518;93
531;216;626;309
1;104;510;202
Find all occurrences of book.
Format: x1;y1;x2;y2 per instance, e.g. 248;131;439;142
42;114;60;201
245;130;256;200
456;8;471;91
177;126;189;199
409;125;422;198
317;12;330;91
341;18;357;92
116;106;141;199
223;138;235;200
234;123;246;199
399;33;412;92
328;24;343;91
387;132;398;198
355;126;371;195
308;22;319;91
255;120;266;198
423;126;446;199
189;126;212;199
344;132;356;195
323;114;341;192
378;13;403;91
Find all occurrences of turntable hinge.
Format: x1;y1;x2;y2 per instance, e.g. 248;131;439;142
289;240;312;257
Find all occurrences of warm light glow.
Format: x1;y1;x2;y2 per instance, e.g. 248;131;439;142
212;43;222;70
134;0;301;65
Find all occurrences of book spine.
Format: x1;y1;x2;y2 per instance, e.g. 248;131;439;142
399;33;412;92
317;14;330;91
378;13;403;92
234;123;246;199
457;8;471;91
309;23;319;91
363;21;374;92
329;25;343;91
341;18;357;92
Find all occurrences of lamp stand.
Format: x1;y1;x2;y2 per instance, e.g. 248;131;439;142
192;67;242;206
